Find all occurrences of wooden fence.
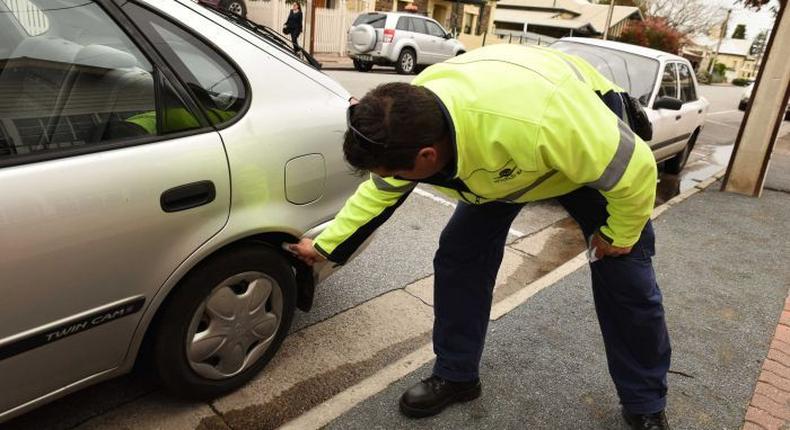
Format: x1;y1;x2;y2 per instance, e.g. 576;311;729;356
248;0;363;55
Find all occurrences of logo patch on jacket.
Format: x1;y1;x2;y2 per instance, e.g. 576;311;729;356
493;167;521;183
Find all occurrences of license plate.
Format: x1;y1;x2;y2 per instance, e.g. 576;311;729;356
357;55;373;62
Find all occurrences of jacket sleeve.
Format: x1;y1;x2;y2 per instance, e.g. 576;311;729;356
537;76;657;247
313;174;416;264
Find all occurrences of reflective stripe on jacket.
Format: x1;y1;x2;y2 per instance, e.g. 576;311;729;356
314;44;657;264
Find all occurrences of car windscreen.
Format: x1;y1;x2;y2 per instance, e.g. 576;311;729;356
353;14;386;28
551;41;660;107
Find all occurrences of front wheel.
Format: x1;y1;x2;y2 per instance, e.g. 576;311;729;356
396;49;416;75
152;245;296;399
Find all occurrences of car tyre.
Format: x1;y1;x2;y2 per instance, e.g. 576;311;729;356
664;129;698;174
396;49;416;75
353;59;373;72
152;245;296;399
222;0;247;17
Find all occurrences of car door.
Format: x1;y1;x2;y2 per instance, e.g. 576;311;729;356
0;0;233;416
676;62;703;141
647;62;682;161
425;20;450;62
409;17;433;64
428;20;455;60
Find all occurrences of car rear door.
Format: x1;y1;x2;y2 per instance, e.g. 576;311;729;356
648;62;683;161
0;0;233;417
676;62;704;141
409;17;434;63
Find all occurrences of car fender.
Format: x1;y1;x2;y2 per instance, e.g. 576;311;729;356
453;41;467;55
391;39;419;63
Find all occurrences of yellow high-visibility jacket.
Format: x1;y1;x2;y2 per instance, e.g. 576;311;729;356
314;44;657;264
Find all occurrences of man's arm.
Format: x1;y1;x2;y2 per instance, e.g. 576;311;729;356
290;174;415;265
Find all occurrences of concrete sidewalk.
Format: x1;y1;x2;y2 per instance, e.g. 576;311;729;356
314;53;353;71
322;141;790;429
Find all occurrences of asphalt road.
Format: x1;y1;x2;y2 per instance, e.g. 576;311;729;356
4;72;759;429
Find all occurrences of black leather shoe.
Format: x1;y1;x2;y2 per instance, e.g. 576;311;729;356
623;409;670;430
399;375;482;418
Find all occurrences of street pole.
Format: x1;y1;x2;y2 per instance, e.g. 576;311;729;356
309;0;317;55
708;8;732;75
602;0;615;40
722;2;790;196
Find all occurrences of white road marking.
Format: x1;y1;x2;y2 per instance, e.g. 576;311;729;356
705;118;740;129
413;187;526;238
279;343;435;430
707;109;739;116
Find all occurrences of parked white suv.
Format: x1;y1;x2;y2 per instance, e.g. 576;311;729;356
347;12;466;74
0;0;361;422
553;38;710;174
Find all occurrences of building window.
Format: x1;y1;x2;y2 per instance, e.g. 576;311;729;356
463;12;475;34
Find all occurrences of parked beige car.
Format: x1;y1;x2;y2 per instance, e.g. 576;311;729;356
0;0;360;422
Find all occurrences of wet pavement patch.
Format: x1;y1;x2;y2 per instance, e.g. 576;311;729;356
209;332;430;430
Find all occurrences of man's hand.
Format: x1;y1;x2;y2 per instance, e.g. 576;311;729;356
590;232;632;259
287;238;326;266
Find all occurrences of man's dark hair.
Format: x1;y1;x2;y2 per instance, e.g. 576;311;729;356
344;82;449;173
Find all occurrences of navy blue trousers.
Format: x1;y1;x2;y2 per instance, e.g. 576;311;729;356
431;186;671;414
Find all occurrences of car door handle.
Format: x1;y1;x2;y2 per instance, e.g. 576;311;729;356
675;115;682;120
698;109;703;114
161;180;216;213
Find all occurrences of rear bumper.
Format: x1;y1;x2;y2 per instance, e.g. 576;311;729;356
347;44;398;63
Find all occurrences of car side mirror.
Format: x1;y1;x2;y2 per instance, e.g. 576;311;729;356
653;96;683;111
444;33;452;39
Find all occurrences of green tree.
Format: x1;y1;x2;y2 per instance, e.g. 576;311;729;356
732;24;747;39
750;30;768;56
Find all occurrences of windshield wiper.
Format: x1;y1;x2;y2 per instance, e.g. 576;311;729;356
208;7;322;70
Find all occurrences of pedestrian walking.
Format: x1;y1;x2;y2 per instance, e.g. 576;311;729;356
283;2;303;56
288;44;672;430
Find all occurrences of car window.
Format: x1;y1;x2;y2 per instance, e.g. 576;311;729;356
396;17;411;31
354;13;386;29
677;63;697;103
125;3;246;127
1;0;49;36
0;0;200;164
426;21;445;38
658;63;678;99
551;41;659;107
411;17;428;34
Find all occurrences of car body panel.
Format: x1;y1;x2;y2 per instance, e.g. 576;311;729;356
0;0;360;421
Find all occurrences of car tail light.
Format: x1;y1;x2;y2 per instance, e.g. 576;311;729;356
384;29;395;43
